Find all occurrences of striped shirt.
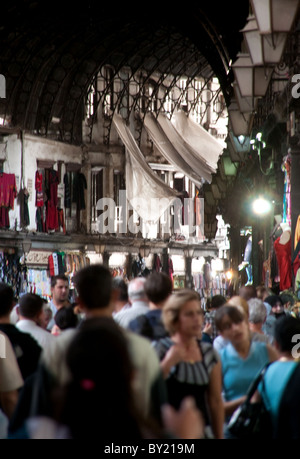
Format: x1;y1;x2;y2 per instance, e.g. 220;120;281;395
153;337;219;385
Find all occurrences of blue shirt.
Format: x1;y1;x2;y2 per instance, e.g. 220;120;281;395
220;341;270;402
260;360;298;427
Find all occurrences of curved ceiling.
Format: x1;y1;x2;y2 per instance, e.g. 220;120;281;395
0;0;249;144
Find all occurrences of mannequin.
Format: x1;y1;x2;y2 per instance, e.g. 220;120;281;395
279;223;291;245
274;222;292;290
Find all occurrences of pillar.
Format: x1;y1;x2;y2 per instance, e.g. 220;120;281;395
185;256;194;289
102;251;110;268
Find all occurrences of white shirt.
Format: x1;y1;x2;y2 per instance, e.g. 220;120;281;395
0;331;23;392
39;326;161;417
47;300;58;331
113;300;149;328
16;319;55;350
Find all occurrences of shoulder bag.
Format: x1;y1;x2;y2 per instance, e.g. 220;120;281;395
227;363;273;439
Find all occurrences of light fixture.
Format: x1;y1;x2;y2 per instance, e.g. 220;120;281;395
139;245;151;258
228;99;254;136
22;240;32;255
183;246;194;258
229;130;251;155
241;15;288;66
250;0;299;35
233;81;258;114
232;53;273;98
252;197;272;215
250;131;274;175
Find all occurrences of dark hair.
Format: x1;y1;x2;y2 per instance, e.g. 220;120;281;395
54;306;78;330
112;277;128;302
239;285;257;301
274;315;300;352
60;318;142;439
144;272;173;304
18;293;44;319
51;274;69;289
264;295;283;307
215;304;245;332
73;264;112;310
211;294;227;310
0;283;14;317
279;293;295;307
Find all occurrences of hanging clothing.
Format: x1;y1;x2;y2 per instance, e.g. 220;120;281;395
57;208;66;234
274;236;292;291
46;169;59;231
35;171;44;207
167;256;174;281
0;207;9;228
294;215;300;251
19;188;30;227
0;173;17;229
63;173;71;208
0;173;17;209
72;172;87;210
153;254;162;273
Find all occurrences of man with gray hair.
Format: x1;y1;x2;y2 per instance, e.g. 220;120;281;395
114;277;149;328
248;297;272;344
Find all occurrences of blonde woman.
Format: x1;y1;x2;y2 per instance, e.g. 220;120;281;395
153;289;224;439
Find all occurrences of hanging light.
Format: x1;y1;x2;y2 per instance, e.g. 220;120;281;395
250;0;299;35
228;130;251;155
233;81;258;113
183;245;195;258
241;14;288;66
228;99;254;136
232;53;273;98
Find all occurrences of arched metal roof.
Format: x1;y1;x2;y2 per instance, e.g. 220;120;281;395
0;0;249;144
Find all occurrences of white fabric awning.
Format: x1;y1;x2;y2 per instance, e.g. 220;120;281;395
157;112;215;182
171;110;223;173
144;112;205;187
113;113;179;223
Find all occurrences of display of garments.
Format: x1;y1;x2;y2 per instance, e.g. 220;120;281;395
19;188;30;227
63;173;71;208
0;173;17;229
46;169;59;231
274;236;292;291
57;208;66;233
48;252;66;277
72;172;87;210
0;207;9;228
167;256;173;280
0;173;17;209
35;171;44;207
152;254;162;272
294;215;300;250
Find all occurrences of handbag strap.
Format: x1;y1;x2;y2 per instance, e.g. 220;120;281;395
245;363;271;402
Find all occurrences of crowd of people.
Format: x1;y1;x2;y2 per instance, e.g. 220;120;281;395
0;266;300;439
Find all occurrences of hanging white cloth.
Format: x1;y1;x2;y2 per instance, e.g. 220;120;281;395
157;112;215;181
113;113;179;224
171;110;223;173
144;112;205;187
